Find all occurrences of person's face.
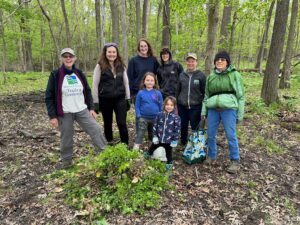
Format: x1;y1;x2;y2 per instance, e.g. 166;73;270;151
144;75;155;89
106;46;117;63
139;41;149;56
215;58;228;71
186;58;197;72
62;53;76;69
165;99;175;113
161;53;170;63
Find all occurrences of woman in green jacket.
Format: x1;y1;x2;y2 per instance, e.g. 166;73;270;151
201;51;245;174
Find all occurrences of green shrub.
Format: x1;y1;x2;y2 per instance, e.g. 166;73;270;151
49;144;169;218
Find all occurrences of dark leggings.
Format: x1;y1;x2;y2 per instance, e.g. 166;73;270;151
148;143;173;164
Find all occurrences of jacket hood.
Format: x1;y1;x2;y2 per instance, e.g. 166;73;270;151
160;48;172;64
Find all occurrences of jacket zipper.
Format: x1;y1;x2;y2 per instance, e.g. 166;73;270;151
161;112;168;143
188;74;192;109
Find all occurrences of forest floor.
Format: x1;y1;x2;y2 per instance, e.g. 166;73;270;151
0;91;299;225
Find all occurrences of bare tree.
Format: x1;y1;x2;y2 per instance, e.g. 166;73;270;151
204;0;219;75
0;9;7;72
255;0;275;72
219;0;232;49
41;25;45;73
37;0;60;61
136;0;141;41
95;0;101;51
109;0;120;45
121;0;128;64
279;0;298;89
261;0;289;105
228;10;237;53
101;0;106;48
162;0;170;48
60;0;71;47
19;0;34;71
142;0;150;38
156;0;163;50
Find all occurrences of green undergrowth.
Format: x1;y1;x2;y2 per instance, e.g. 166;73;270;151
0;72;49;94
47;144;169;219
243;72;300;121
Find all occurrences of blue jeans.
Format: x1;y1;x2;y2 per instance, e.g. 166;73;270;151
178;104;202;145
135;117;155;144
207;109;240;160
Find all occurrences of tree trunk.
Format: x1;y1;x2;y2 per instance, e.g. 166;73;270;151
60;0;71;47
156;0;163;50
136;0;141;41
142;0;150;38
219;1;232;49
255;0;275;72
109;0;120;45
101;0;106;49
261;0;289;105
19;0;34;71
41;25;45;73
279;0;298;89
228;10;237;53
0;9;7;72
37;0;60;63
204;0;219;76
95;0;101;52
162;0;171;48
121;0;128;64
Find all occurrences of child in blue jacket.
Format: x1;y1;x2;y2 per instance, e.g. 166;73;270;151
133;72;163;150
145;96;181;170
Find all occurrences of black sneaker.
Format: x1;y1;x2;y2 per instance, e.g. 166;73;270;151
56;160;72;170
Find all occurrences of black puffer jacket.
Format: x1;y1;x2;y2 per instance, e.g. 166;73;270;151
176;70;206;108
157;61;183;98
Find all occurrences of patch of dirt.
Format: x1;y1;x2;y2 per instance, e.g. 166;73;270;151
0;92;299;224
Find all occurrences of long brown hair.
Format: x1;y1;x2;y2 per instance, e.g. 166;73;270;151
137;38;155;57
98;43;126;73
139;72;159;90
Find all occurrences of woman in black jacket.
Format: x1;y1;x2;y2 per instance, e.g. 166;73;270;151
157;48;183;99
177;53;206;146
45;48;107;169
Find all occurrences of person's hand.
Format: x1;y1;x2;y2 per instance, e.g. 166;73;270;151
50;118;58;129
170;141;178;148
94;103;100;114
126;99;131;111
152;136;159;144
199;115;206;129
90;110;97;119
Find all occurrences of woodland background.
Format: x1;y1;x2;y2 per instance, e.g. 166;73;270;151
0;0;300;224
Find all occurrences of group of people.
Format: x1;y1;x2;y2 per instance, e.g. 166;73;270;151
45;38;245;174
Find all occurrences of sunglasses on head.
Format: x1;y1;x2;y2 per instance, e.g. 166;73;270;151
104;42;117;48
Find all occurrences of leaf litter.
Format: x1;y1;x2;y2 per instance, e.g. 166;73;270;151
0;92;299;224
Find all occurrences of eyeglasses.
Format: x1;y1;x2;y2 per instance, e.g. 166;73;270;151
104;42;117;48
62;55;74;59
216;58;226;62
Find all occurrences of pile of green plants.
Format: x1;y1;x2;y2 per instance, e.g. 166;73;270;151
49;144;169;217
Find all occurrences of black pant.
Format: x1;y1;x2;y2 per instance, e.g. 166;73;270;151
100;97;128;144
178;104;202;145
148;143;173;164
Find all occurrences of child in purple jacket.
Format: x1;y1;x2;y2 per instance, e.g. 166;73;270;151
145;96;181;171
